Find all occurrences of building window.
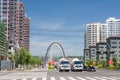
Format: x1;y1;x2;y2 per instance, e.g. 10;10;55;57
100;46;104;48
101;57;103;59
3;3;7;5
86;54;88;56
92;55;94;57
112;42;117;44
112;46;117;48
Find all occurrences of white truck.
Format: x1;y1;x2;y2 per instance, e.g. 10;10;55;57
58;58;71;72
71;58;83;72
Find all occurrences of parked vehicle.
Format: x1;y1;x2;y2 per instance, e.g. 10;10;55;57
83;66;88;71
58;58;71;72
87;66;96;72
71;58;83;72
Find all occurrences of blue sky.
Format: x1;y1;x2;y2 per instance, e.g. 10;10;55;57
21;0;120;56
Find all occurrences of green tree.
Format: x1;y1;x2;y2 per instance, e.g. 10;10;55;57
30;56;43;66
8;53;15;69
99;60;107;68
86;59;93;66
17;48;27;65
14;47;43;69
25;53;32;65
112;57;117;66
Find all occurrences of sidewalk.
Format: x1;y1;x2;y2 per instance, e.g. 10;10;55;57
0;68;38;72
0;66;49;72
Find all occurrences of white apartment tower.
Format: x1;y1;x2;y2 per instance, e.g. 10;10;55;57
106;17;120;37
85;17;120;48
85;23;101;48
100;24;107;42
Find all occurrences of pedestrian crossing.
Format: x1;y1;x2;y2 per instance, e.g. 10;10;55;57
43;76;120;80
1;76;120;80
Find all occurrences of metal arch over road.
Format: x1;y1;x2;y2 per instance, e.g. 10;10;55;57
44;42;65;63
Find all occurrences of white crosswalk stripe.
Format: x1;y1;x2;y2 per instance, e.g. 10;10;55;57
94;77;107;80
60;77;66;80
42;77;47;80
76;77;86;80
85;77;96;80
111;77;119;80
50;77;56;80
102;77;117;80
68;77;76;80
3;76;120;80
32;78;37;80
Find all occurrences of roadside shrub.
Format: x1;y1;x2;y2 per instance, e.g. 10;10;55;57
97;64;102;69
48;65;55;69
115;64;120;70
108;65;115;70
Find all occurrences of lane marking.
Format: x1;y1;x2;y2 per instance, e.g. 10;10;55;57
60;77;66;80
50;77;56;80
94;77;107;80
102;77;117;80
32;78;37;80
76;77;86;80
42;77;47;80
85;77;96;80
68;77;76;80
111;77;119;80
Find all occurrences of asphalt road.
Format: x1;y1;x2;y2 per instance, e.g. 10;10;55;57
0;68;120;80
46;69;120;80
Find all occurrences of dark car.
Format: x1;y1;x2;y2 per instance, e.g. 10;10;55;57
83;66;88;71
87;66;96;72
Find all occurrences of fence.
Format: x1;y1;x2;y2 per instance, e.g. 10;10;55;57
0;60;11;70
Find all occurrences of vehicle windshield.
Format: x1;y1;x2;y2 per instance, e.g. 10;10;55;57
74;61;82;64
61;61;69;64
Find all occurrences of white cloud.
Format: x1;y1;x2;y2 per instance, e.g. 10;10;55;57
30;23;85;56
40;22;63;30
31;20;65;31
30;39;50;56
30;38;82;57
30;38;65;56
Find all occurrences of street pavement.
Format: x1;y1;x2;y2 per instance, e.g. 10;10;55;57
1;68;120;80
0;68;47;80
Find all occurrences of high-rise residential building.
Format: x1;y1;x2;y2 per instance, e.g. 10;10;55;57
84;17;120;62
17;2;30;51
0;0;9;25
85;17;120;48
106;37;120;62
0;0;30;51
0;22;8;60
85;23;101;48
89;46;96;61
101;24;107;42
106;17;120;38
23;16;30;50
96;42;107;61
84;49;90;62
